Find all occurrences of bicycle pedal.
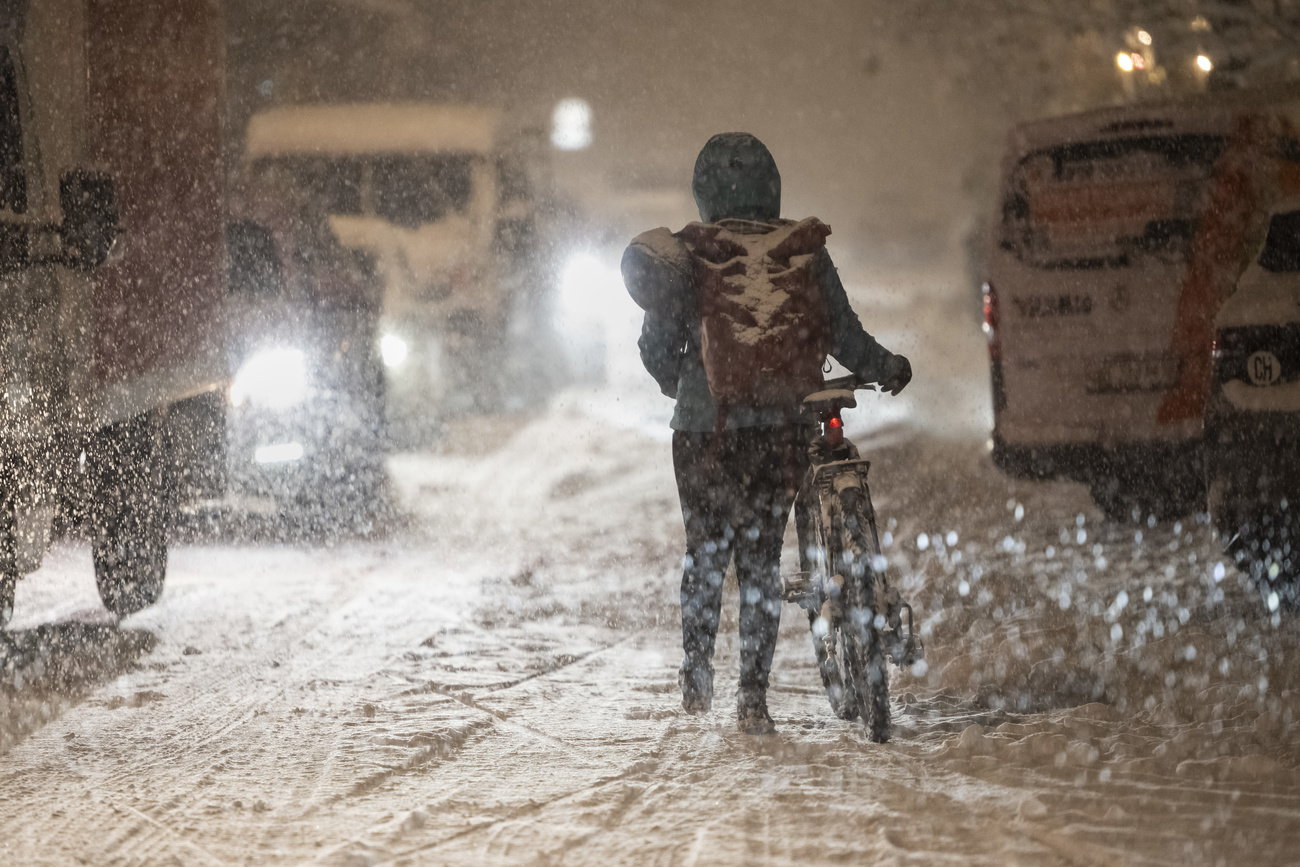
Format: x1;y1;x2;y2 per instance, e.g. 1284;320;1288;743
886;633;925;668
881;595;925;667
781;572;820;610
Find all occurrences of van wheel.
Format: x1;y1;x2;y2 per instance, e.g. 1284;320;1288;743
1089;476;1201;524
1208;468;1299;607
1214;508;1300;608
89;412;174;616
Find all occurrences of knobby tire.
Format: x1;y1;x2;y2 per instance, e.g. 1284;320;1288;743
90;412;173;616
835;488;891;743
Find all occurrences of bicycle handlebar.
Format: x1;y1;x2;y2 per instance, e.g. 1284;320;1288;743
821;374;878;392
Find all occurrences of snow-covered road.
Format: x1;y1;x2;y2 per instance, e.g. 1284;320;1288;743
2;289;1299;864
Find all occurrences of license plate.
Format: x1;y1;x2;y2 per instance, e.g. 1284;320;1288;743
1085;353;1180;394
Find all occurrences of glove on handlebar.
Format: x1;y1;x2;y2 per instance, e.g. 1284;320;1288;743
879;354;912;396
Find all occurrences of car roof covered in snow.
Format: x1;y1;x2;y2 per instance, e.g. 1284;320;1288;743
246;103;500;159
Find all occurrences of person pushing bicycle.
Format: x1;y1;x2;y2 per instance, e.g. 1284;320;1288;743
621;132;912;735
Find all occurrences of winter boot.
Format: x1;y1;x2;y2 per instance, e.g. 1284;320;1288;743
736;686;776;735
679;661;714;715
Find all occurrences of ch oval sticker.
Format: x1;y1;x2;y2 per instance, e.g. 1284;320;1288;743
1247;350;1282;386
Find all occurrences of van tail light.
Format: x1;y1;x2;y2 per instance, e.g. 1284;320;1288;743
982;281;1001;361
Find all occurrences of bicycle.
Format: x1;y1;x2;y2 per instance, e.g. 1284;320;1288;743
782;374;923;743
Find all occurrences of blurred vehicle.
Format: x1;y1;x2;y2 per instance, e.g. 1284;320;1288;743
217;204;386;526
984;95;1300;521
1206;197;1300;602
243;103;557;446
0;0;225;622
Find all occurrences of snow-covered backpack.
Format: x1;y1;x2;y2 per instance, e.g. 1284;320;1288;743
677;217;831;411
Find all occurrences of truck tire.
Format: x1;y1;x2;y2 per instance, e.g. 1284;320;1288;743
0;494;15;628
89;411;174;616
0;571;13;628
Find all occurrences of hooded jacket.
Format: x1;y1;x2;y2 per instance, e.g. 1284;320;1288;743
636;133;898;432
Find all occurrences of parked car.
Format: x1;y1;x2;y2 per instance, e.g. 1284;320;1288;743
1206;197;1300;604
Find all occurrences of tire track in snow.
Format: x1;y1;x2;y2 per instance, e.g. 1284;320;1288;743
99;795;231;867
6;587;368;865
370;757;664;864
391;639;631;764
343;643;683;864
302;640;643;860
0;553;475;864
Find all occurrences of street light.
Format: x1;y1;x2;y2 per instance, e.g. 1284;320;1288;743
551;98;592;151
1196;54;1213;72
1117;52;1134;72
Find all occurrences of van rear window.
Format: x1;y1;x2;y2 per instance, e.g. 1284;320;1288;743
1001;134;1224;270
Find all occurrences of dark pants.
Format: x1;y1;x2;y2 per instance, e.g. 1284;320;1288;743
673;425;806;691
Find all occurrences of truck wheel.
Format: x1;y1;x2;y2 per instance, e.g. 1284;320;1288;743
0;571;13;628
89;411;174;616
0;493;16;627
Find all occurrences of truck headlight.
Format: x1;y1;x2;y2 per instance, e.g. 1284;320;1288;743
381;333;409;369
230;347;309;409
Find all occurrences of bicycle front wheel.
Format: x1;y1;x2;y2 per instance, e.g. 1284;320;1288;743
833;487;891;743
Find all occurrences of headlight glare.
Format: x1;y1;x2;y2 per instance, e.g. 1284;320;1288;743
230;347;309;409
381;333;409;369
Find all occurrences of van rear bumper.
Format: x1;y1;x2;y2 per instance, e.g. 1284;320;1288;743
992;434;1204;485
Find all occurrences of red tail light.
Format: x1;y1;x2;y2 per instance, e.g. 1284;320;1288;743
982;281;1001;361
825;414;843;445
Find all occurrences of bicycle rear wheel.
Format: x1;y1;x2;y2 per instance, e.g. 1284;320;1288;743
834;487;891;743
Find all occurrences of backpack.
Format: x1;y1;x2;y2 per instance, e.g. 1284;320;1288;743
621;227;695;317
677;217;832;410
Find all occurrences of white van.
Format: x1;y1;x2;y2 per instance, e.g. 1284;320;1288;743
984;97;1298;520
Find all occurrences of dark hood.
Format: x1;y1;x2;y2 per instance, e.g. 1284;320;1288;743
691;132;781;224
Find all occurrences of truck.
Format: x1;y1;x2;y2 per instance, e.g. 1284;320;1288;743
241;103;557;446
0;0;226;624
983;92;1300;521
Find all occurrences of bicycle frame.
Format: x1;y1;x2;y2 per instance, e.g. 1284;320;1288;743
786;378;921;664
790;386;877;607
